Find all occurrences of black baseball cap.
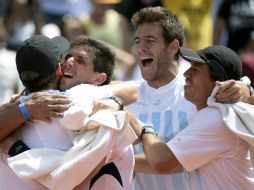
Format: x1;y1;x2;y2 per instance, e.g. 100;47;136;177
179;45;242;81
16;35;70;87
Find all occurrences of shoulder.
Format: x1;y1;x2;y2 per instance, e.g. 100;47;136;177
67;84;98;91
196;107;222;121
66;84;96;97
189;107;223;129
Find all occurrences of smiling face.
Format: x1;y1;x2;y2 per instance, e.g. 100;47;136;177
134;23;178;88
184;62;215;110
59;46;99;91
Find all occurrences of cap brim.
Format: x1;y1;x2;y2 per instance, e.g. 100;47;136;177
179;47;206;63
51;36;70;55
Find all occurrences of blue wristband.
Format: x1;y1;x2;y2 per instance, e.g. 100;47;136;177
19;103;30;121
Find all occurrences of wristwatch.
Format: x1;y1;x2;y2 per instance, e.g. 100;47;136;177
109;96;124;110
141;124;157;140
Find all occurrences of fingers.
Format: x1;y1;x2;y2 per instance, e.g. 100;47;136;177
10;94;20;103
31;92;71;104
26;92;71;120
48;104;70;113
47;111;64;118
29;103;68;119
28;110;65;122
215;91;241;103
215;80;241;103
48;97;71;105
215;80;235;95
30;92;71;107
215;79;252;103
216;86;240;100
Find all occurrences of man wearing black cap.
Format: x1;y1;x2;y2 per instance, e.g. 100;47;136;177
16;35;69;93
0;35;137;190
130;45;254;189
0;33;138;144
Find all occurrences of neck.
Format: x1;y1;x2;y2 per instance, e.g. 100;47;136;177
196;103;208;111
37;83;58;92
148;62;179;89
47;83;58;90
37;76;59;92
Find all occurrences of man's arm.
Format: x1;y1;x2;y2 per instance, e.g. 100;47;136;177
92;103;182;175
128;110;183;174
0;92;71;141
0;101;26;141
140;133;183;174
109;81;138;106
135;153;157;173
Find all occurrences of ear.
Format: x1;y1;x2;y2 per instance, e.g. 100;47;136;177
168;39;180;57
56;63;63;76
92;72;107;86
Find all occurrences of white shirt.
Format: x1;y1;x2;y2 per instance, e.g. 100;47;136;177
168;107;254;190
20;84;112;150
12;84;134;190
128;69;197;190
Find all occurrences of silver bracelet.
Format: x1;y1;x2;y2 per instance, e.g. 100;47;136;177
249;85;254;96
109;96;124;110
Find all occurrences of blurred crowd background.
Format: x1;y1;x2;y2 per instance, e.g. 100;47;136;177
0;0;254;104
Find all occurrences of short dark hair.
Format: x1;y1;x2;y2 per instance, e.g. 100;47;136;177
22;72;57;92
70;36;115;85
131;6;185;46
209;68;222;82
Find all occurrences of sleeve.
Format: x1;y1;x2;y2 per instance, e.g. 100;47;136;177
167;109;229;172
61;84;113;131
67;84;113;102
